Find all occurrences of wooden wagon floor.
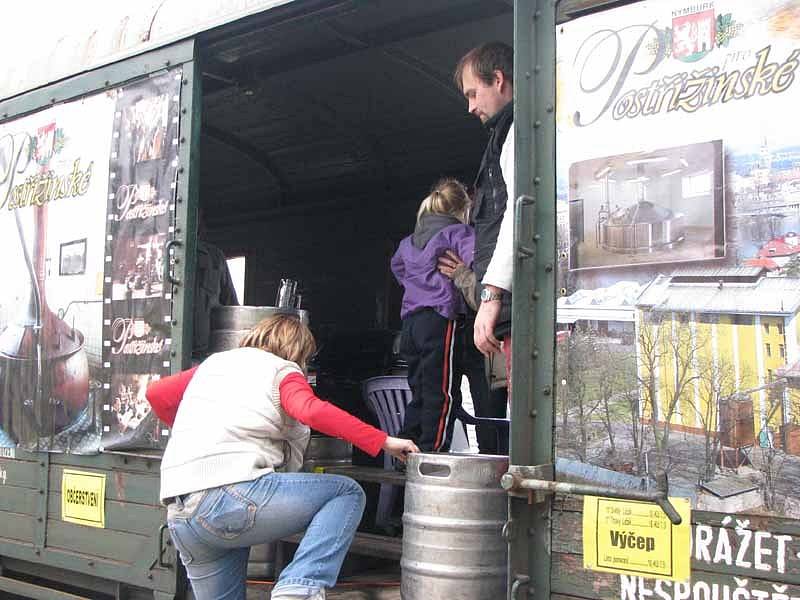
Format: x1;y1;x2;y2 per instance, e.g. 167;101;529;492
246;567;402;600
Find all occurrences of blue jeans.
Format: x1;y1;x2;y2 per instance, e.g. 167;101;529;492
167;472;366;599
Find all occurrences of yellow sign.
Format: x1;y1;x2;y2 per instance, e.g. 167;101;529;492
583;496;691;581
62;469;106;528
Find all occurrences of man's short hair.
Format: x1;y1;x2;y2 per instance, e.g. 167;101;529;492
454;42;514;92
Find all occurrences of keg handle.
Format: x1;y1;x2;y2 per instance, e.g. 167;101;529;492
417;460;452;479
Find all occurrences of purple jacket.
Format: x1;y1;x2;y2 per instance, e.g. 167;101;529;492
391;214;475;320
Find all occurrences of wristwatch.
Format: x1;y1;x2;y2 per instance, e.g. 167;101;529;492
480;288;503;302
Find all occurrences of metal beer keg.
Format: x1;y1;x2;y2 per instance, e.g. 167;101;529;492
401;453;509;600
210;305;310;331
247;543;276;580
208;306;309;354
302;436;352;472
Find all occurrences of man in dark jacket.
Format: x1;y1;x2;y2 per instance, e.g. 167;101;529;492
453;42;515;388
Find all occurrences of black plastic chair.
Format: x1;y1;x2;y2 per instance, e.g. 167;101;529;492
362;375;414;528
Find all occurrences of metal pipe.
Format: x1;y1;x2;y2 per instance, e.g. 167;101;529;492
14;209;44;440
57;299;104;320
500;473;683;525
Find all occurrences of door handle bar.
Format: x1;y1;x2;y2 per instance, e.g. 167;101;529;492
157;523;173;568
514;194;536;259
164;239;182;286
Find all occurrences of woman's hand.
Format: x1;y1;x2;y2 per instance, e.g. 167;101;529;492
437;250;465;280
382;436;420;462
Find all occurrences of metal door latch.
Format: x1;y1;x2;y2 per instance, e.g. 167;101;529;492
501;465;683;525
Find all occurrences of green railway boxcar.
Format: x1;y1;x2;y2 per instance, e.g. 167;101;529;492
3;1;800;599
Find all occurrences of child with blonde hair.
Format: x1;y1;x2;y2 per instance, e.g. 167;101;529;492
391;178;475;451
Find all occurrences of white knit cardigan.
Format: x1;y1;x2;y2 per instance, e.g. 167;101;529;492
159;347;309;501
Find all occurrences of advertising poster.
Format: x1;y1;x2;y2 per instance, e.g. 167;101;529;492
0;93;115;453
557;0;800;524
100;71;182;450
0;69;181;454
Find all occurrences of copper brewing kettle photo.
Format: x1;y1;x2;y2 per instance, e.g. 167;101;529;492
0;206;89;447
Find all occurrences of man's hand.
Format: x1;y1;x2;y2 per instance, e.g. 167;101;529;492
437;250;465;280
382;436;420;462
474;286;503;356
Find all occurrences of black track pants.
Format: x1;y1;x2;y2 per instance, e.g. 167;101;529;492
399;309;463;452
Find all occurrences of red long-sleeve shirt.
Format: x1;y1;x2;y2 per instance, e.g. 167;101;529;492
145;367;198;428
146;368;386;457
279;372;387;456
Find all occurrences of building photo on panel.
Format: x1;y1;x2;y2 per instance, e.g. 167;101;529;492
556;0;800;518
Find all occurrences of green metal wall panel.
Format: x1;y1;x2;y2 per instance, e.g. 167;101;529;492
171;56;202;370
509;0;558;598
45;520;153;565
0;514;36;544
0;456;40;490
48;465;161;505
0;451;178;596
0;487;38;516
45;495;162;537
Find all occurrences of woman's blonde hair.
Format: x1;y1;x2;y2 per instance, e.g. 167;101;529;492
239;314;316;367
416;178;470;224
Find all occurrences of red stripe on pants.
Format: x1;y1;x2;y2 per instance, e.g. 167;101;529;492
433;320;455;450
